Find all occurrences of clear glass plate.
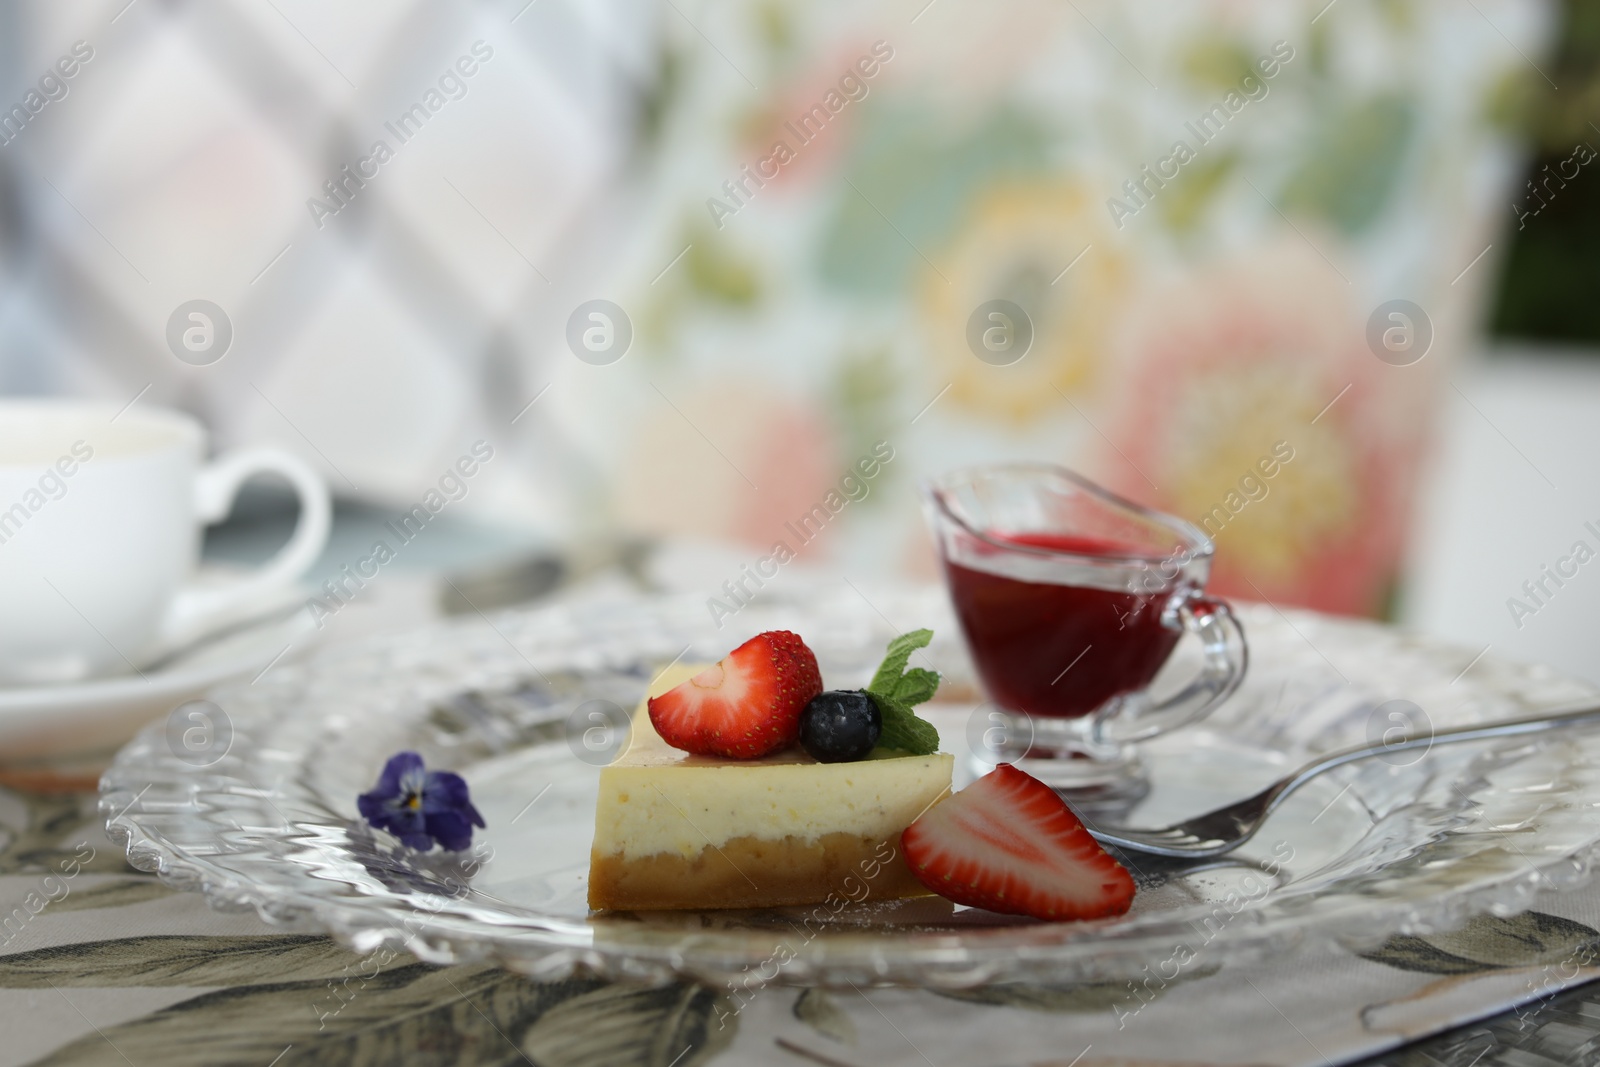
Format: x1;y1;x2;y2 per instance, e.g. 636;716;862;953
101;585;1600;988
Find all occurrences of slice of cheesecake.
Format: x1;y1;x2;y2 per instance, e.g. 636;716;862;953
588;663;954;911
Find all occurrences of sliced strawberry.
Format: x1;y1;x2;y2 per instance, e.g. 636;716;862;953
901;763;1135;921
648;630;822;759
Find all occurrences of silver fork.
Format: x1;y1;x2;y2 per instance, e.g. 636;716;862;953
1082;700;1600;859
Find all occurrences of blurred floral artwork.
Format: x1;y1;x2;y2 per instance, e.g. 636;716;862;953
615;378;842;554
921;183;1126;424
580;0;1548;618
1100;243;1417;616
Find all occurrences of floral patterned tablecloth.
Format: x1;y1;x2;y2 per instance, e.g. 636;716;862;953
3;781;1600;1067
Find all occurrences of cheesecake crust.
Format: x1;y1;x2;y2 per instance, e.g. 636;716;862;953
588;830;928;911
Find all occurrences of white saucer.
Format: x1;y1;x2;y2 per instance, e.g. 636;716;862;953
0;603;318;763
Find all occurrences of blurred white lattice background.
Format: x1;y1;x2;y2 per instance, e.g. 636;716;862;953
0;0;658;527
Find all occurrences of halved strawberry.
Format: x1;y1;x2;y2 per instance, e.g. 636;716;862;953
901;763;1135;921
648;630;822;759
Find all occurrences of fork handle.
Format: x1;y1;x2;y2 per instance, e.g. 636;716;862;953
1271;699;1600;807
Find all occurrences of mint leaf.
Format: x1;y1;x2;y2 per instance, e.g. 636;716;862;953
868;629;933;695
868;692;941;756
865;629;941;756
892;667;941;707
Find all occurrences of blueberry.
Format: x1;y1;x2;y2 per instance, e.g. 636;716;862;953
799;690;881;763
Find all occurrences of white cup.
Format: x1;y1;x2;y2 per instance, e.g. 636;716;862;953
0;399;331;685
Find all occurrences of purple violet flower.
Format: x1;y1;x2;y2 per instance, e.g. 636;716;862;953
357;751;485;852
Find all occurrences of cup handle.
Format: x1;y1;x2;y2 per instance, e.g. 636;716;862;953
156;448;332;650
1092;593;1248;745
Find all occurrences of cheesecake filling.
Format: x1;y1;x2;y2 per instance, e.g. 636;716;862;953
592;755;954;860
